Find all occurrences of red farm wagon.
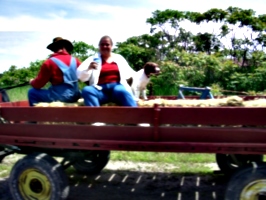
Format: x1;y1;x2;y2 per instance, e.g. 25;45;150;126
0;96;266;200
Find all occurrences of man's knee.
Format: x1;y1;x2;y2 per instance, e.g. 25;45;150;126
28;88;37;98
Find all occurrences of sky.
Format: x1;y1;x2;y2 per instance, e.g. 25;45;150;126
0;0;265;73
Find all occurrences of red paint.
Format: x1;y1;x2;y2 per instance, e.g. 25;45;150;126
0;99;266;155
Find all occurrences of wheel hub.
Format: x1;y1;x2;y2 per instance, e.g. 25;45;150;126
18;168;51;200
241;179;266;200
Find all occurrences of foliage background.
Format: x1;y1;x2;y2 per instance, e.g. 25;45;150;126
1;7;266;97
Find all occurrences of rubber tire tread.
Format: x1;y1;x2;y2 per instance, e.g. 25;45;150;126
0;146;5;163
216;153;263;175
225;162;266;200
73;150;110;174
9;152;69;200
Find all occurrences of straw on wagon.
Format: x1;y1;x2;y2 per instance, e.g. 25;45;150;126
137;96;245;107
34;96;266;108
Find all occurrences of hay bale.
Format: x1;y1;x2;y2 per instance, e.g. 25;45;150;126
34;96;266;108
77;98;85;106
225;96;243;106
34;101;79;107
76;98;118;106
137;96;244;107
243;98;266;107
137;98;165;107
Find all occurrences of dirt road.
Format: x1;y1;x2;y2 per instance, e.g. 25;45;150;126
0;161;229;200
68;171;228;200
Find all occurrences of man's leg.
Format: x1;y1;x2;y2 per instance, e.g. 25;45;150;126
28;88;52;106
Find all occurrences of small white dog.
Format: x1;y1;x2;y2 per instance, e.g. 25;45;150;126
129;62;160;100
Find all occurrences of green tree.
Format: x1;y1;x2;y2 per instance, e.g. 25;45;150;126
146;7;266;67
114;34;158;70
193;33;221;54
72;41;97;61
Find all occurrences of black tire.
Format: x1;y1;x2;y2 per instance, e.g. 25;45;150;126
73;150;110;174
9;152;69;200
225;162;266;200
216;153;263;175
0;90;10;102
0;146;4;163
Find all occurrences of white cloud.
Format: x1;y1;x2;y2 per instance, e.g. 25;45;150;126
0;13;150;73
0;0;265;73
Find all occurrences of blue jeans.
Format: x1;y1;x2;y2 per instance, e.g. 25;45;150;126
81;83;137;107
28;88;53;106
28;86;80;106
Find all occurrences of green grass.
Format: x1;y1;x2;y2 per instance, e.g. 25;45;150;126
0;154;25;178
111;151;215;163
110;151;217;174
0;152;216;179
6;85;30;102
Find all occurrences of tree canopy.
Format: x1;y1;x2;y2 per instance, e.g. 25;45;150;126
1;7;266;96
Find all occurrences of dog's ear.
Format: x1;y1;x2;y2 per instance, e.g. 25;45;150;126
126;77;133;86
144;62;160;77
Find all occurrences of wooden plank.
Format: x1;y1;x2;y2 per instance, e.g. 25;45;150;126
0;101;28;107
1;124;266;144
0;102;13;107
1;101;266;155
159;107;266;125
159;127;266;143
12;101;29;107
2;106;266;125
0;107;154;124
0;124;154;141
0;135;266;154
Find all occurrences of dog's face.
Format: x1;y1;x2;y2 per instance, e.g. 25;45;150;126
143;62;160;78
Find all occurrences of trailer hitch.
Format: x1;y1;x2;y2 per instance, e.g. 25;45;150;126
0;145;21;162
0;148;16;163
0;82;29;103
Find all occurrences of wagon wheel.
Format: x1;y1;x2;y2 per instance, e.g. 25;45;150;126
72;150;110;174
225;162;266;200
9;153;69;200
216;153;263;175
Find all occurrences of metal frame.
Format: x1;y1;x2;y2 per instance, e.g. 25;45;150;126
178;85;214;99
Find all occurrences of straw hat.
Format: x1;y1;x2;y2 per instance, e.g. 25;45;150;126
46;37;73;52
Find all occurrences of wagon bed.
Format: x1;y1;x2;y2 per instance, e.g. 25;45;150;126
0;100;266;154
1;99;266;200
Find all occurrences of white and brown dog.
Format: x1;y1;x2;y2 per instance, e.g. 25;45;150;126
128;62;160;100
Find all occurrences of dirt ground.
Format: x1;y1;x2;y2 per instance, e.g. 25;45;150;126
0;161;229;200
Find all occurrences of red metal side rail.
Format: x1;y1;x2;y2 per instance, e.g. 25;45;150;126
0;103;266;154
0;101;29;107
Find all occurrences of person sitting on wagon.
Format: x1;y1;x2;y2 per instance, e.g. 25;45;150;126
28;37;81;106
77;35;137;107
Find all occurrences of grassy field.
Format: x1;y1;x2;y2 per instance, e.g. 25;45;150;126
1;87;218;178
6;85;31;101
110;151;217;174
111;151;215;163
0;152;216;179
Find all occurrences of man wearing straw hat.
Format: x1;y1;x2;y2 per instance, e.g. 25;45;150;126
28;37;81;106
